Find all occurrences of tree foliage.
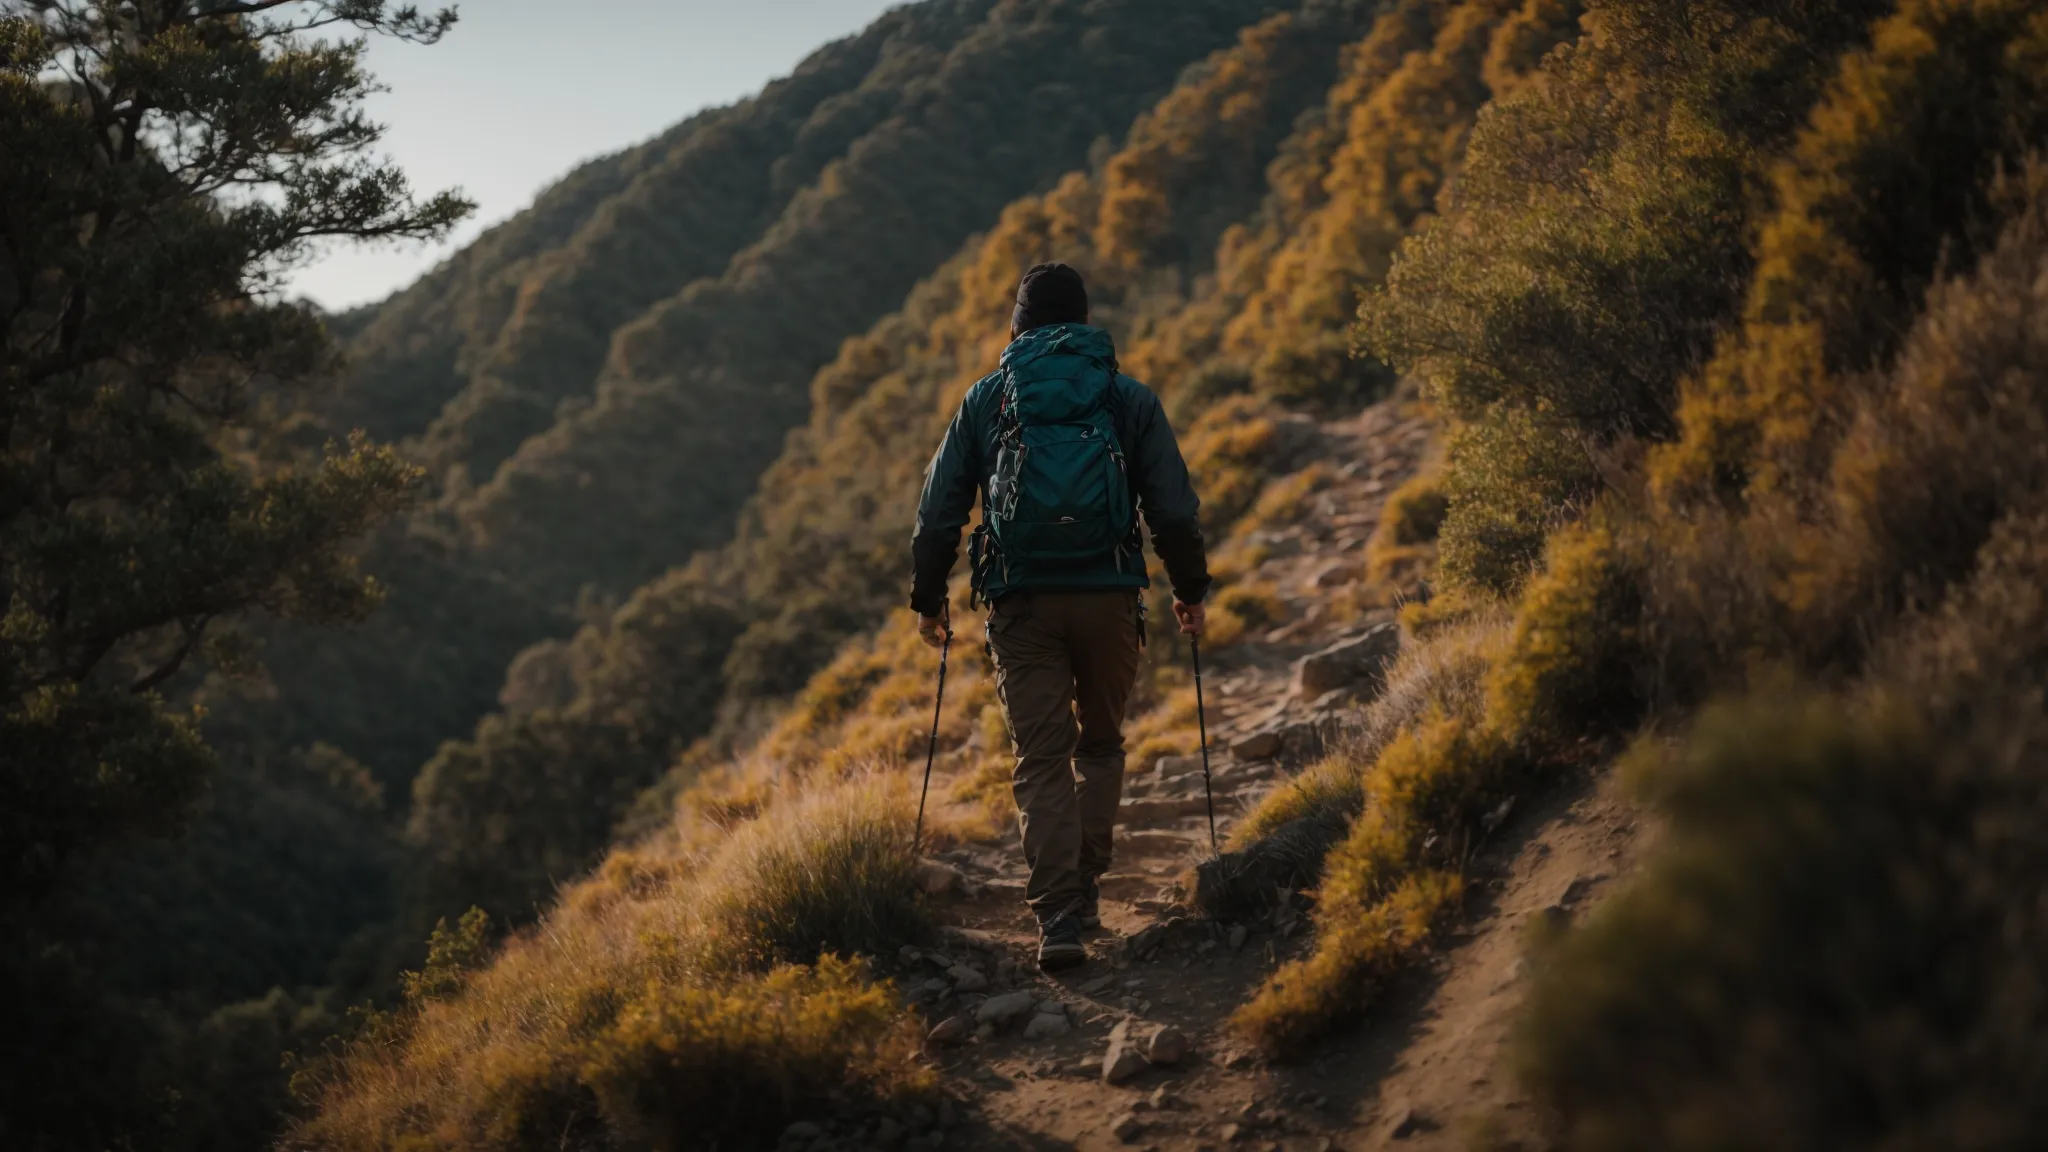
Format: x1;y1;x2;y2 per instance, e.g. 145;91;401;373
0;1;465;1144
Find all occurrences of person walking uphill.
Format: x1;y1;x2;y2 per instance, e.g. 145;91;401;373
910;263;1211;971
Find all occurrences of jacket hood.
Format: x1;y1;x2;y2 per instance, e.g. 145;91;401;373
999;323;1117;373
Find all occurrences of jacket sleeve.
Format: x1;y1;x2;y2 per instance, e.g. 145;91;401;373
909;386;984;616
1122;381;1213;605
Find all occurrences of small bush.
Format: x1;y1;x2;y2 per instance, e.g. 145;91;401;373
1180;393;1285;529
1436;408;1601;597
1125;684;1199;770
289;777;929;1151
1232;713;1525;1054
1511;686;2048;1151
1486;514;1646;748
582;957;930;1152
1364;469;1449;588
1378;470;1449;548
1229;613;1505;852
1254;334;1397;411
1205;581;1287;647
1246;462;1336;529
1166;360;1253;427
699;780;929;970
1228;751;1369;853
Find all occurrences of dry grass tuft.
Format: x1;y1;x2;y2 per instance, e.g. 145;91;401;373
1199;614;1506;940
288;776;932;1151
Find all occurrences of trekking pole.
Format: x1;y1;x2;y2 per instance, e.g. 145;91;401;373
1191;633;1218;858
913;606;952;854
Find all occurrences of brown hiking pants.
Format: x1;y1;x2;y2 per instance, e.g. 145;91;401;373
986;589;1145;924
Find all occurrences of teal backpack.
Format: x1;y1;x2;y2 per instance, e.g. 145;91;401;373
984;361;1134;582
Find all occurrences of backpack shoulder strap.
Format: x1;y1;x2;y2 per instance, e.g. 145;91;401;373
997;365;1024;440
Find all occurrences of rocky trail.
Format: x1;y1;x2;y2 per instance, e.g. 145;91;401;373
793;398;1649;1152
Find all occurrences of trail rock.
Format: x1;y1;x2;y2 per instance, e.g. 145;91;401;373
946;965;989;993
939;926;1000;952
926;1016;971;1046
1121;795;1213;823
1153;753;1206;778
1312;559;1362;588
1228;924;1248;951
1294;623;1400;699
913;859;965;895
1243;530;1303;558
975;990;1038;1027
1144;1025;1189;1065
1228;728;1283;761
1111;1113;1146;1143
1103;1020;1149;1084
1023;1011;1071;1040
782;1120;823;1141
1081;974;1118;995
1558;873;1608;908
1127;924;1165;960
1386;1105;1426;1139
1273;717;1338;761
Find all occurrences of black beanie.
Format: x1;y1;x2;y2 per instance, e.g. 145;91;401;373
1012;262;1089;334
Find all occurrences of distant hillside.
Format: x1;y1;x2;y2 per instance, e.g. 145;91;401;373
436;0;1296;607
254;0;1297;805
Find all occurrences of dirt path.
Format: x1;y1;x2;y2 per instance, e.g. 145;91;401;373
858;397;1649;1152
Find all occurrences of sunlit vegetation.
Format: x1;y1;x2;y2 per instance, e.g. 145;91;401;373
305;0;1545;1138
290;776;934;1152
32;0;2047;1140
398;0;1399;937
1220;13;2048;1150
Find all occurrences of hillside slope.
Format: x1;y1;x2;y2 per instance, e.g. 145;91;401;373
306;0;2048;1149
401;0;1536;928
294;2;1603;1148
42;6;1336;1147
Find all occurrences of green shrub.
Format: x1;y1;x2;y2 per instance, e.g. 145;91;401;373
1231;612;1505;852
1364;469;1450;589
1436;408;1601;596
1233;715;1522;1053
1512;687;2048;1151
1655;0;2048;500
1254;333;1397;411
1486;513;1646;747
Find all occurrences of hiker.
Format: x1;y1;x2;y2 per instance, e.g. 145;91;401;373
910;262;1211;971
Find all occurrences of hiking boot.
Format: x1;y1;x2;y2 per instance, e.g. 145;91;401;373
1077;877;1102;930
1037;905;1087;971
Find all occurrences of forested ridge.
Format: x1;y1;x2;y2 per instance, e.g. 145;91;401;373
16;0;2048;1147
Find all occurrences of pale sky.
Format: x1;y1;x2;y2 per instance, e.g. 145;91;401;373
289;0;902;311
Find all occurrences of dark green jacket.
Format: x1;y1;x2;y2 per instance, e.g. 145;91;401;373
910;324;1210;615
